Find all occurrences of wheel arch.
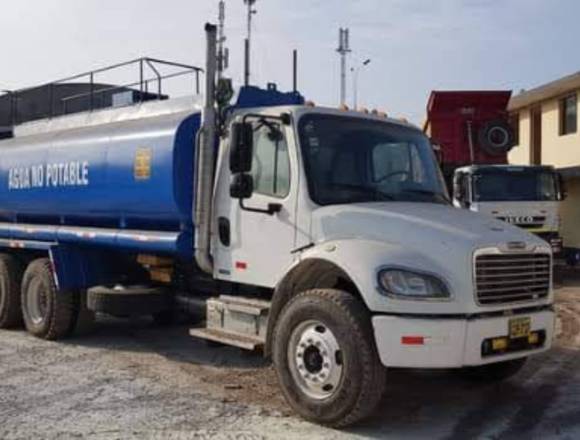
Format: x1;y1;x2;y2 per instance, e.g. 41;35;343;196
265;257;364;358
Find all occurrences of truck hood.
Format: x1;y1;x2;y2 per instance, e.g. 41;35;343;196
311;202;546;253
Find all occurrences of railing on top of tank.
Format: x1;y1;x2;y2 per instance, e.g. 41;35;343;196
2;57;203;125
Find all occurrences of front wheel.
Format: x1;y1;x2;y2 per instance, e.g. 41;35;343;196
462;357;527;383
272;289;386;428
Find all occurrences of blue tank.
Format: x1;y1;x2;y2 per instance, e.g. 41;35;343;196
0;110;199;232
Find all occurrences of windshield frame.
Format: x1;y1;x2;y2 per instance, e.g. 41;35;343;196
296;112;449;207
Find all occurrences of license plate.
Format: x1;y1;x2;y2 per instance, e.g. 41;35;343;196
509;317;531;339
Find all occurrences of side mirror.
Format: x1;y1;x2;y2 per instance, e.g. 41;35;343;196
230;173;254;199
230;122;254;173
558;173;568;201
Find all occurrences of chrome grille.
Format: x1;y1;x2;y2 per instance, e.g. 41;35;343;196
475;253;550;305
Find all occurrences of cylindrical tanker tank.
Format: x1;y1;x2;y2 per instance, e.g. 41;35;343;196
0;110;200;234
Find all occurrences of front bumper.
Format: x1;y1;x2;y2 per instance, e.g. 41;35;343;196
372;308;555;368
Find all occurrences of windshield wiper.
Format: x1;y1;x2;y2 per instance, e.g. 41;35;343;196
399;189;450;204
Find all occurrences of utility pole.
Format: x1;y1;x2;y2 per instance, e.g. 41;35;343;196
217;0;229;78
336;28;351;106
243;0;257;86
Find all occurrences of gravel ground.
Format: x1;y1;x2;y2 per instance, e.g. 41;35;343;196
2;271;580;440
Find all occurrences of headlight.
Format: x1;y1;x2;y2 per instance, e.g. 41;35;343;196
378;269;450;300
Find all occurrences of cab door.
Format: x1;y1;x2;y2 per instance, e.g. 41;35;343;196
212;115;299;288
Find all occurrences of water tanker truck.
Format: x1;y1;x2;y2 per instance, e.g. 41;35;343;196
425;91;565;255
0;25;555;427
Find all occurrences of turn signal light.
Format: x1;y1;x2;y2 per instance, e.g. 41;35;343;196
491;337;508;351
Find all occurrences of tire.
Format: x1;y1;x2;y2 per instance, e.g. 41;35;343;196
272;289;386;428
0;254;25;329
87;285;171;317
478;119;515;156
21;258;76;340
462;357;527;383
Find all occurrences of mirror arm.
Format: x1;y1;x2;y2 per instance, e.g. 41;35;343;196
239;199;282;216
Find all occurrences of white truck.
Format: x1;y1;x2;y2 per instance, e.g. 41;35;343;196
0;25;555;427
453;165;565;255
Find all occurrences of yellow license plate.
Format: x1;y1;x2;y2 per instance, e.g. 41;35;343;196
509;317;531;339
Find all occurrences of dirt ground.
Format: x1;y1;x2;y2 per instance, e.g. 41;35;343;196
2;270;580;439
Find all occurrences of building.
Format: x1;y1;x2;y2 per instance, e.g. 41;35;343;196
508;71;580;251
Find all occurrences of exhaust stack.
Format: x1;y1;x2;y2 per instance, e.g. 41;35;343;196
194;23;218;274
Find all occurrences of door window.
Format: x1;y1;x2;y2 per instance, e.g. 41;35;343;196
251;124;290;198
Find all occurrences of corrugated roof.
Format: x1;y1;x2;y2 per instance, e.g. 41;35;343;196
508;71;580;111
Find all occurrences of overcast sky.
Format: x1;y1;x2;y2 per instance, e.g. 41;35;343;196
0;0;578;122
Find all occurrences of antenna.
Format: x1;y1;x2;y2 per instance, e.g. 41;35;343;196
217;0;229;78
336;28;351;106
243;0;257;86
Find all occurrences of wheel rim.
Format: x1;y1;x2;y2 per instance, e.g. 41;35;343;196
26;277;48;325
287;320;344;400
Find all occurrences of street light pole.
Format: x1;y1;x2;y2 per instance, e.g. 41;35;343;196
243;0;257;86
351;58;371;109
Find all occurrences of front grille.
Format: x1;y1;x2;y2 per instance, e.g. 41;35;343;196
475;253;551;305
496;216;545;230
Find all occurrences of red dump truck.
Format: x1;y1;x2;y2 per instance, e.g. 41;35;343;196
425;91;565;254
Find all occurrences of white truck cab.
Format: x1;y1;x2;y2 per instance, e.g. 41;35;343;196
452;164;565;254
199;102;555;426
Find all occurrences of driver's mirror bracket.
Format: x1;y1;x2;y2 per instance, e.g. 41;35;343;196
230;122;254;173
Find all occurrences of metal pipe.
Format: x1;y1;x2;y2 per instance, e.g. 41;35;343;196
293;49;298;92
194;23;218;275
467;120;475;164
244;39;250;86
175;294;208;317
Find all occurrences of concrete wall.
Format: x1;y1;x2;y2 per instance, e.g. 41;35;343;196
542;90;580;167
508;89;580;167
509;108;531;165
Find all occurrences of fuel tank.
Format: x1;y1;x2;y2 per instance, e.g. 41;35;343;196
0;109;199;233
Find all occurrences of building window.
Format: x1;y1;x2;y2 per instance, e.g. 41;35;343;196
560;94;577;136
509;112;520;145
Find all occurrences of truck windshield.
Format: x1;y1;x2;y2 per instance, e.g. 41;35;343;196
297;114;448;206
473;170;558;202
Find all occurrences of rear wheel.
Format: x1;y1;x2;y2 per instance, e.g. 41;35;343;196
21;258;76;340
272;289;386;428
0;254;25;328
462;357;527;382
